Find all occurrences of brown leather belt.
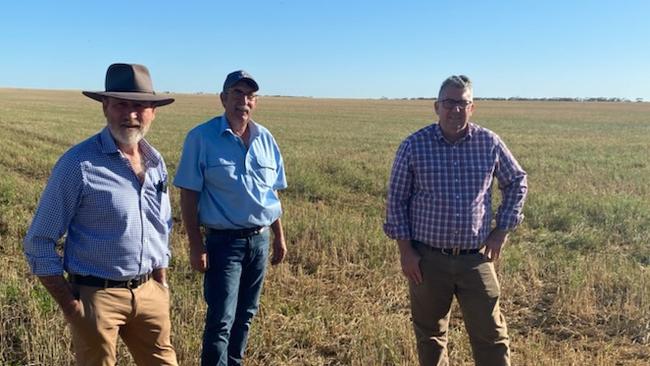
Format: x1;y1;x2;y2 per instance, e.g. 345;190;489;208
413;241;481;256
435;247;481;256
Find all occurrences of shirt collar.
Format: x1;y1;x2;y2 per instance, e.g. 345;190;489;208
99;127;119;154
432;123;476;144
98;126;161;166
218;115;260;139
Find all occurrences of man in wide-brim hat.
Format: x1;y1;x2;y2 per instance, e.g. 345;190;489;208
82;63;174;106
24;63;178;365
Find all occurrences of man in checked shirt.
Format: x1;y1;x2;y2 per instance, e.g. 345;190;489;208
384;75;528;366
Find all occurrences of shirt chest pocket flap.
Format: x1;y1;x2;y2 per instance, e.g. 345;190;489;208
206;158;238;184
251;155;277;187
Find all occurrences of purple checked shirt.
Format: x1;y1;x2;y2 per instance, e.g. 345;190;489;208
384;123;528;249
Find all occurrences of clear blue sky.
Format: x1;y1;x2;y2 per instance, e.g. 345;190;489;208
1;0;648;100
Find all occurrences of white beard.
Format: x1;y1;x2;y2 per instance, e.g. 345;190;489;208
108;124;149;147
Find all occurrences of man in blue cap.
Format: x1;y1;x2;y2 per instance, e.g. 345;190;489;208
174;70;287;366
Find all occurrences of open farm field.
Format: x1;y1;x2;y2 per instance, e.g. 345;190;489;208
1;88;649;365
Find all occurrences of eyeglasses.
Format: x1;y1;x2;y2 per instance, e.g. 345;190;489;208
228;88;258;101
439;99;473;110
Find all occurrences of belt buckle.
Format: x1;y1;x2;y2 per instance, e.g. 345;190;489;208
245;227;262;237
126;278;138;289
441;247;460;256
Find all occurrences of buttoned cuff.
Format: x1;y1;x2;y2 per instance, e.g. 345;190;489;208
26;256;64;277
383;223;411;240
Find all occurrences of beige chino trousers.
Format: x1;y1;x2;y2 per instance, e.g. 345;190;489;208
68;278;177;366
410;241;510;366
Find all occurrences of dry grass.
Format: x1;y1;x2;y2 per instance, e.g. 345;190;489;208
1;89;649;365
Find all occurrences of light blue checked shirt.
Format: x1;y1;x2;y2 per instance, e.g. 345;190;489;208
173;115;287;229
384;123;527;249
24;127;172;280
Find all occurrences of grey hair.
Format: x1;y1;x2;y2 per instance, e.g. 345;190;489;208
438;75;473;99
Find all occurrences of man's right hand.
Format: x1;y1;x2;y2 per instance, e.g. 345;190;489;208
61;298;83;322
38;275;83;323
180;188;208;272
397;240;423;285
190;247;208;272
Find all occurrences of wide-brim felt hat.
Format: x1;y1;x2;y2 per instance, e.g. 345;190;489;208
82;63;174;107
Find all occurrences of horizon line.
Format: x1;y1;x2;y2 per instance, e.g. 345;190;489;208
0;86;646;102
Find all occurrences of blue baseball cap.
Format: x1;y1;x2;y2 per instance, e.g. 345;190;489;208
222;70;259;92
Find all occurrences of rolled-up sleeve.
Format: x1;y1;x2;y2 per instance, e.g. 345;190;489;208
383;140;413;240
23;154;83;276
494;140;528;231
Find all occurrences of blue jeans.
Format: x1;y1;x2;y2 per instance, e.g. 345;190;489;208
201;229;270;366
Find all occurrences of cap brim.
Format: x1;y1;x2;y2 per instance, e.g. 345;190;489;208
82;91;175;107
223;78;259;93
243;78;259;91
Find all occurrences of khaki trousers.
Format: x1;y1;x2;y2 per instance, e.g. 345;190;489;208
410;242;510;366
69;279;178;366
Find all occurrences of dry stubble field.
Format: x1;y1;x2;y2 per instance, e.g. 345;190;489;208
0;88;649;365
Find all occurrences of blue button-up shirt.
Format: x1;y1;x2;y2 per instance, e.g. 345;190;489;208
24;127;172;280
173;115;287;229
384;123;528;249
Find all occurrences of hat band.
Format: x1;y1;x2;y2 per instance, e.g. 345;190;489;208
108;88;155;94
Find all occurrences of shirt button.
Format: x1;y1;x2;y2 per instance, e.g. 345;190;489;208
456;195;460;199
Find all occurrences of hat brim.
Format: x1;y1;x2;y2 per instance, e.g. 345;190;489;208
82;91;175;107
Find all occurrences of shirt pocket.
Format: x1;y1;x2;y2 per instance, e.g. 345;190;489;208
414;159;445;194
251;155;277;188
205;158;238;186
143;172;171;232
463;161;494;199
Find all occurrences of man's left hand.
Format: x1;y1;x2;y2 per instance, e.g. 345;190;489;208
484;228;509;261
270;236;287;265
152;268;169;287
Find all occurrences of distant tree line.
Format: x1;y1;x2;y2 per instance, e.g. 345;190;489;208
190;93;644;102
397;96;645;102
477;97;644;102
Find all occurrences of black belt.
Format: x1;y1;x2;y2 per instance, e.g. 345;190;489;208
206;226;265;239
413;241;481;256
69;273;151;289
